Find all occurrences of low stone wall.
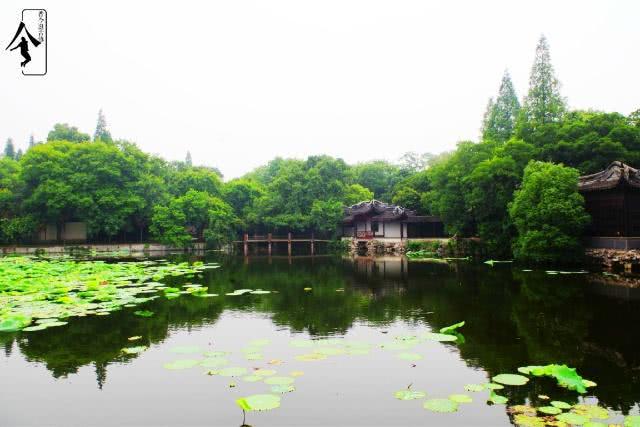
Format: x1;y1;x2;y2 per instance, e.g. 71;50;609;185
342;238;449;256
586;248;640;272
0;242;206;255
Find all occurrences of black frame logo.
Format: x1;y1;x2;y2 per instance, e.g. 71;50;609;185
5;9;47;76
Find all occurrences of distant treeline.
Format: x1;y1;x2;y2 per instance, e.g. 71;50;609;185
2;36;640;262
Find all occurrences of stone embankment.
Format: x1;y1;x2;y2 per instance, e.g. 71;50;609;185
0;242;206;255
586;248;640;272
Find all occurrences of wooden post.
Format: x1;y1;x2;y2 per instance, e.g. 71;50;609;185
268;233;272;256
243;233;248;256
310;232;315;255
288;232;292;256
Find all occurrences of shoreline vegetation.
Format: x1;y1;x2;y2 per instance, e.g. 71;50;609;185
1;36;640;265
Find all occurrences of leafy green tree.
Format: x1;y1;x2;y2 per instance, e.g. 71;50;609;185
3;139;16;159
392;187;422;211
467;156;520;256
482;70;520;142
149;204;192;247
223;178;265;221
310;199;344;235
398;152;433;172
47;123;90;142
343;184;373;205
204;197;239;248
509;161;589;263
170;165;222;197
520;35;566;129
427;141;495;235
94;109;113;142
352;160;406;201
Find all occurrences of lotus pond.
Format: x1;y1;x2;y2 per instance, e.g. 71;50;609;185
2;254;640;426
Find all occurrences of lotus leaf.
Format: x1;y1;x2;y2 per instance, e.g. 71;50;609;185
133;310;154;317
394;390;426;400
449;394;472;403
235;394;281;411
556;412;588;425
439;321;465;335
163;359;200;370
572;404;609;420
423;332;458;342
270;385;295;394
200;358;229;368
513;415;545;427
242;375;262;382
550;401;571;409
170;346;202;354
122;346;147;355
218;367;248;377
492;374;529;386
537;406;561;415
295;353;327;362
464;384;484;392
423;398;458;413
625;416;640;427
488;391;508;404
254;369;276;377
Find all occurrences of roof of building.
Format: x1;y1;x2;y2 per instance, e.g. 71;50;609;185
578;161;640;192
342;200;440;223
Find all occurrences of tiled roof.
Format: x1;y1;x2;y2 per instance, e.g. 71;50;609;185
578;161;640;192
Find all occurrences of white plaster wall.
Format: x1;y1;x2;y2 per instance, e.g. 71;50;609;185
384;222;402;238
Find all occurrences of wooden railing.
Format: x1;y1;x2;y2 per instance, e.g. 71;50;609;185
356;231;374;239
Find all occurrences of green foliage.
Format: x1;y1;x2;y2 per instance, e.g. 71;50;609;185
520;35;566;128
482;70;520;142
93;109;113;142
47;123;91;142
351;160;407;201
4;138;16;159
509;161;589;263
343;183;373;205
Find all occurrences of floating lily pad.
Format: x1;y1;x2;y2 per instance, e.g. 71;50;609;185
133;310;154;317
484;383;504;390
128;336;142;341
254;369;276;377
290;371;304;377
295;353;327;362
449;394;472;403
242;375;262;382
488;391;508;404
422;332;458;342
394;390;426;400
397;352;422;361
200;358;229;368
625;415;640;427
583;422;606;427
537;406;562;415
492;374;529;386
464;384;484;392
249;339;270;347
264;376;294;385
572;404;609;420
556;412;588;425
550;401;571;409
163;359;200;370
235;394;281;411
122;346;147;355
424;398;458;413
250;290;271;295
271;385;295;394
218;367;248;377
513;415;545;427
203;351;228;358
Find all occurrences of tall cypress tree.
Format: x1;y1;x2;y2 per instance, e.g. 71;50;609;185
481;70;520;142
94;109;113;142
4;138;15;159
28;134;35;148
185;151;193;166
522;35;565;126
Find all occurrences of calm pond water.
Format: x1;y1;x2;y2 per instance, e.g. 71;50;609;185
2;255;640;426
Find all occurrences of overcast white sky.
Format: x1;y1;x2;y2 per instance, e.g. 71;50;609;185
1;1;639;179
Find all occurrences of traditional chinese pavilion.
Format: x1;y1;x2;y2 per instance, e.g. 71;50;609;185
579;161;640;248
341;200;444;240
